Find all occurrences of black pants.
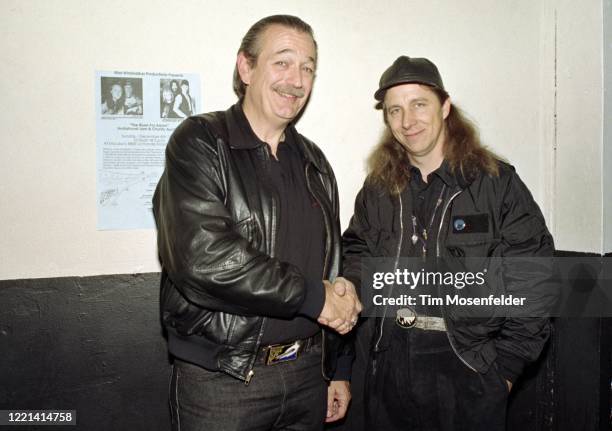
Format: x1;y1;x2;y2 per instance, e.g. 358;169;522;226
366;326;509;431
169;343;327;431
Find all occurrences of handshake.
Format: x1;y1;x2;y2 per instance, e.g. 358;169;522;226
317;277;363;335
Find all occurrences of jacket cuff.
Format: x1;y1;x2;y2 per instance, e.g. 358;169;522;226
495;349;526;383
299;278;325;319
332;353;353;381
342;274;361;291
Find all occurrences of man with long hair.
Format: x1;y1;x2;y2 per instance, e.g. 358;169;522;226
342;56;556;430
172;79;194;118
153;15;361;431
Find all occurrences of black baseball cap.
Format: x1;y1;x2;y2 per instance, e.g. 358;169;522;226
374;56;446;109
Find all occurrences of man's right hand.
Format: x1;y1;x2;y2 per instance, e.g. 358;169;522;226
317;279;362;335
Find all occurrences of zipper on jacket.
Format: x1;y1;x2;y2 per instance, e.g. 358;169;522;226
305;162;333;380
435;189;478;373
244;316;267;385
244;369;255;385
265;147;279;258
305;163;332;281
435;189;461;258
373;189;404;359
245;146;277;385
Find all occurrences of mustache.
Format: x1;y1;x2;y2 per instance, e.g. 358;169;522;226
273;85;305;98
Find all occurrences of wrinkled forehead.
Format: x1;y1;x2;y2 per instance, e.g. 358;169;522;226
257;24;317;63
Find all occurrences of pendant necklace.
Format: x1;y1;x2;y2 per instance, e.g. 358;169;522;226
411;184;447;259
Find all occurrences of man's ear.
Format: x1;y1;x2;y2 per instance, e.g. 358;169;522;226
442;97;451;120
236;52;253;86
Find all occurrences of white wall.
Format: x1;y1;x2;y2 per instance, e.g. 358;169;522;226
553;0;604;253
0;0;606;280
604;0;612;254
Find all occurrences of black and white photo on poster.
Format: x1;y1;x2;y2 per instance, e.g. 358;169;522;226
100;77;144;116
159;79;196;118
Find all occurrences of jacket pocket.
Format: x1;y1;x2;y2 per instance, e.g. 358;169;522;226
445;232;498;258
162;279;241;344
161;279;218;337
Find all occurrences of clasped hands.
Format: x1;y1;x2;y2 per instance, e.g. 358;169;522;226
317;277;362;335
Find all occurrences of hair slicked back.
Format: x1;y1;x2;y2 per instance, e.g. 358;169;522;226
232;15;317;99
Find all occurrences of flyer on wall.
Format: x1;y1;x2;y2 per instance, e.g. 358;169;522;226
95;70;200;230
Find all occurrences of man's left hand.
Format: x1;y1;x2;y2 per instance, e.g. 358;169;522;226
325;380;351;423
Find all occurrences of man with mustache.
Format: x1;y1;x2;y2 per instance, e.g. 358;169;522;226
153;15;361;431
342;56;556;430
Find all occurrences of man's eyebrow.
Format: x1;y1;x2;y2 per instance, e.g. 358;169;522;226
273;48;315;64
385;97;430;109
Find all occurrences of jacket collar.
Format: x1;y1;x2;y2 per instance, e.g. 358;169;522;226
439;159;474;190
225;102;326;174
226;102;264;150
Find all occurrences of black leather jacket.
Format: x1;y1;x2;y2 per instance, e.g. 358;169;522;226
153;104;349;383
343;162;557;382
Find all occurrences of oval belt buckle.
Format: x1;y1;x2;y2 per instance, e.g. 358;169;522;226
396;307;417;328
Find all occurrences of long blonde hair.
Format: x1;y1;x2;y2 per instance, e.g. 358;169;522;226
367;90;501;194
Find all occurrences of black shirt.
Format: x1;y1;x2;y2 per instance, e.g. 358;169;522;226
406;161;454;257
404;161;454;317
232;105;325;344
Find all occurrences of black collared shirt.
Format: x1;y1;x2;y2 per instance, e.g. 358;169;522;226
232;104;325;344
404;161;454;317
408;160;454;236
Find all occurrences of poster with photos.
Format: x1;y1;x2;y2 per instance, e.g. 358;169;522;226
95;70;200;230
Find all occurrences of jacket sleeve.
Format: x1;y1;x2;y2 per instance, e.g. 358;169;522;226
153;118;311;319
342;185;380;295
319;149;357;382
494;171;557;383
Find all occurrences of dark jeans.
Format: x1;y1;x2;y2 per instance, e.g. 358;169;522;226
169;343;327;431
366;326;509;431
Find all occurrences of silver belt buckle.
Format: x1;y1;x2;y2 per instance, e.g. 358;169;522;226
396;307;417;328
